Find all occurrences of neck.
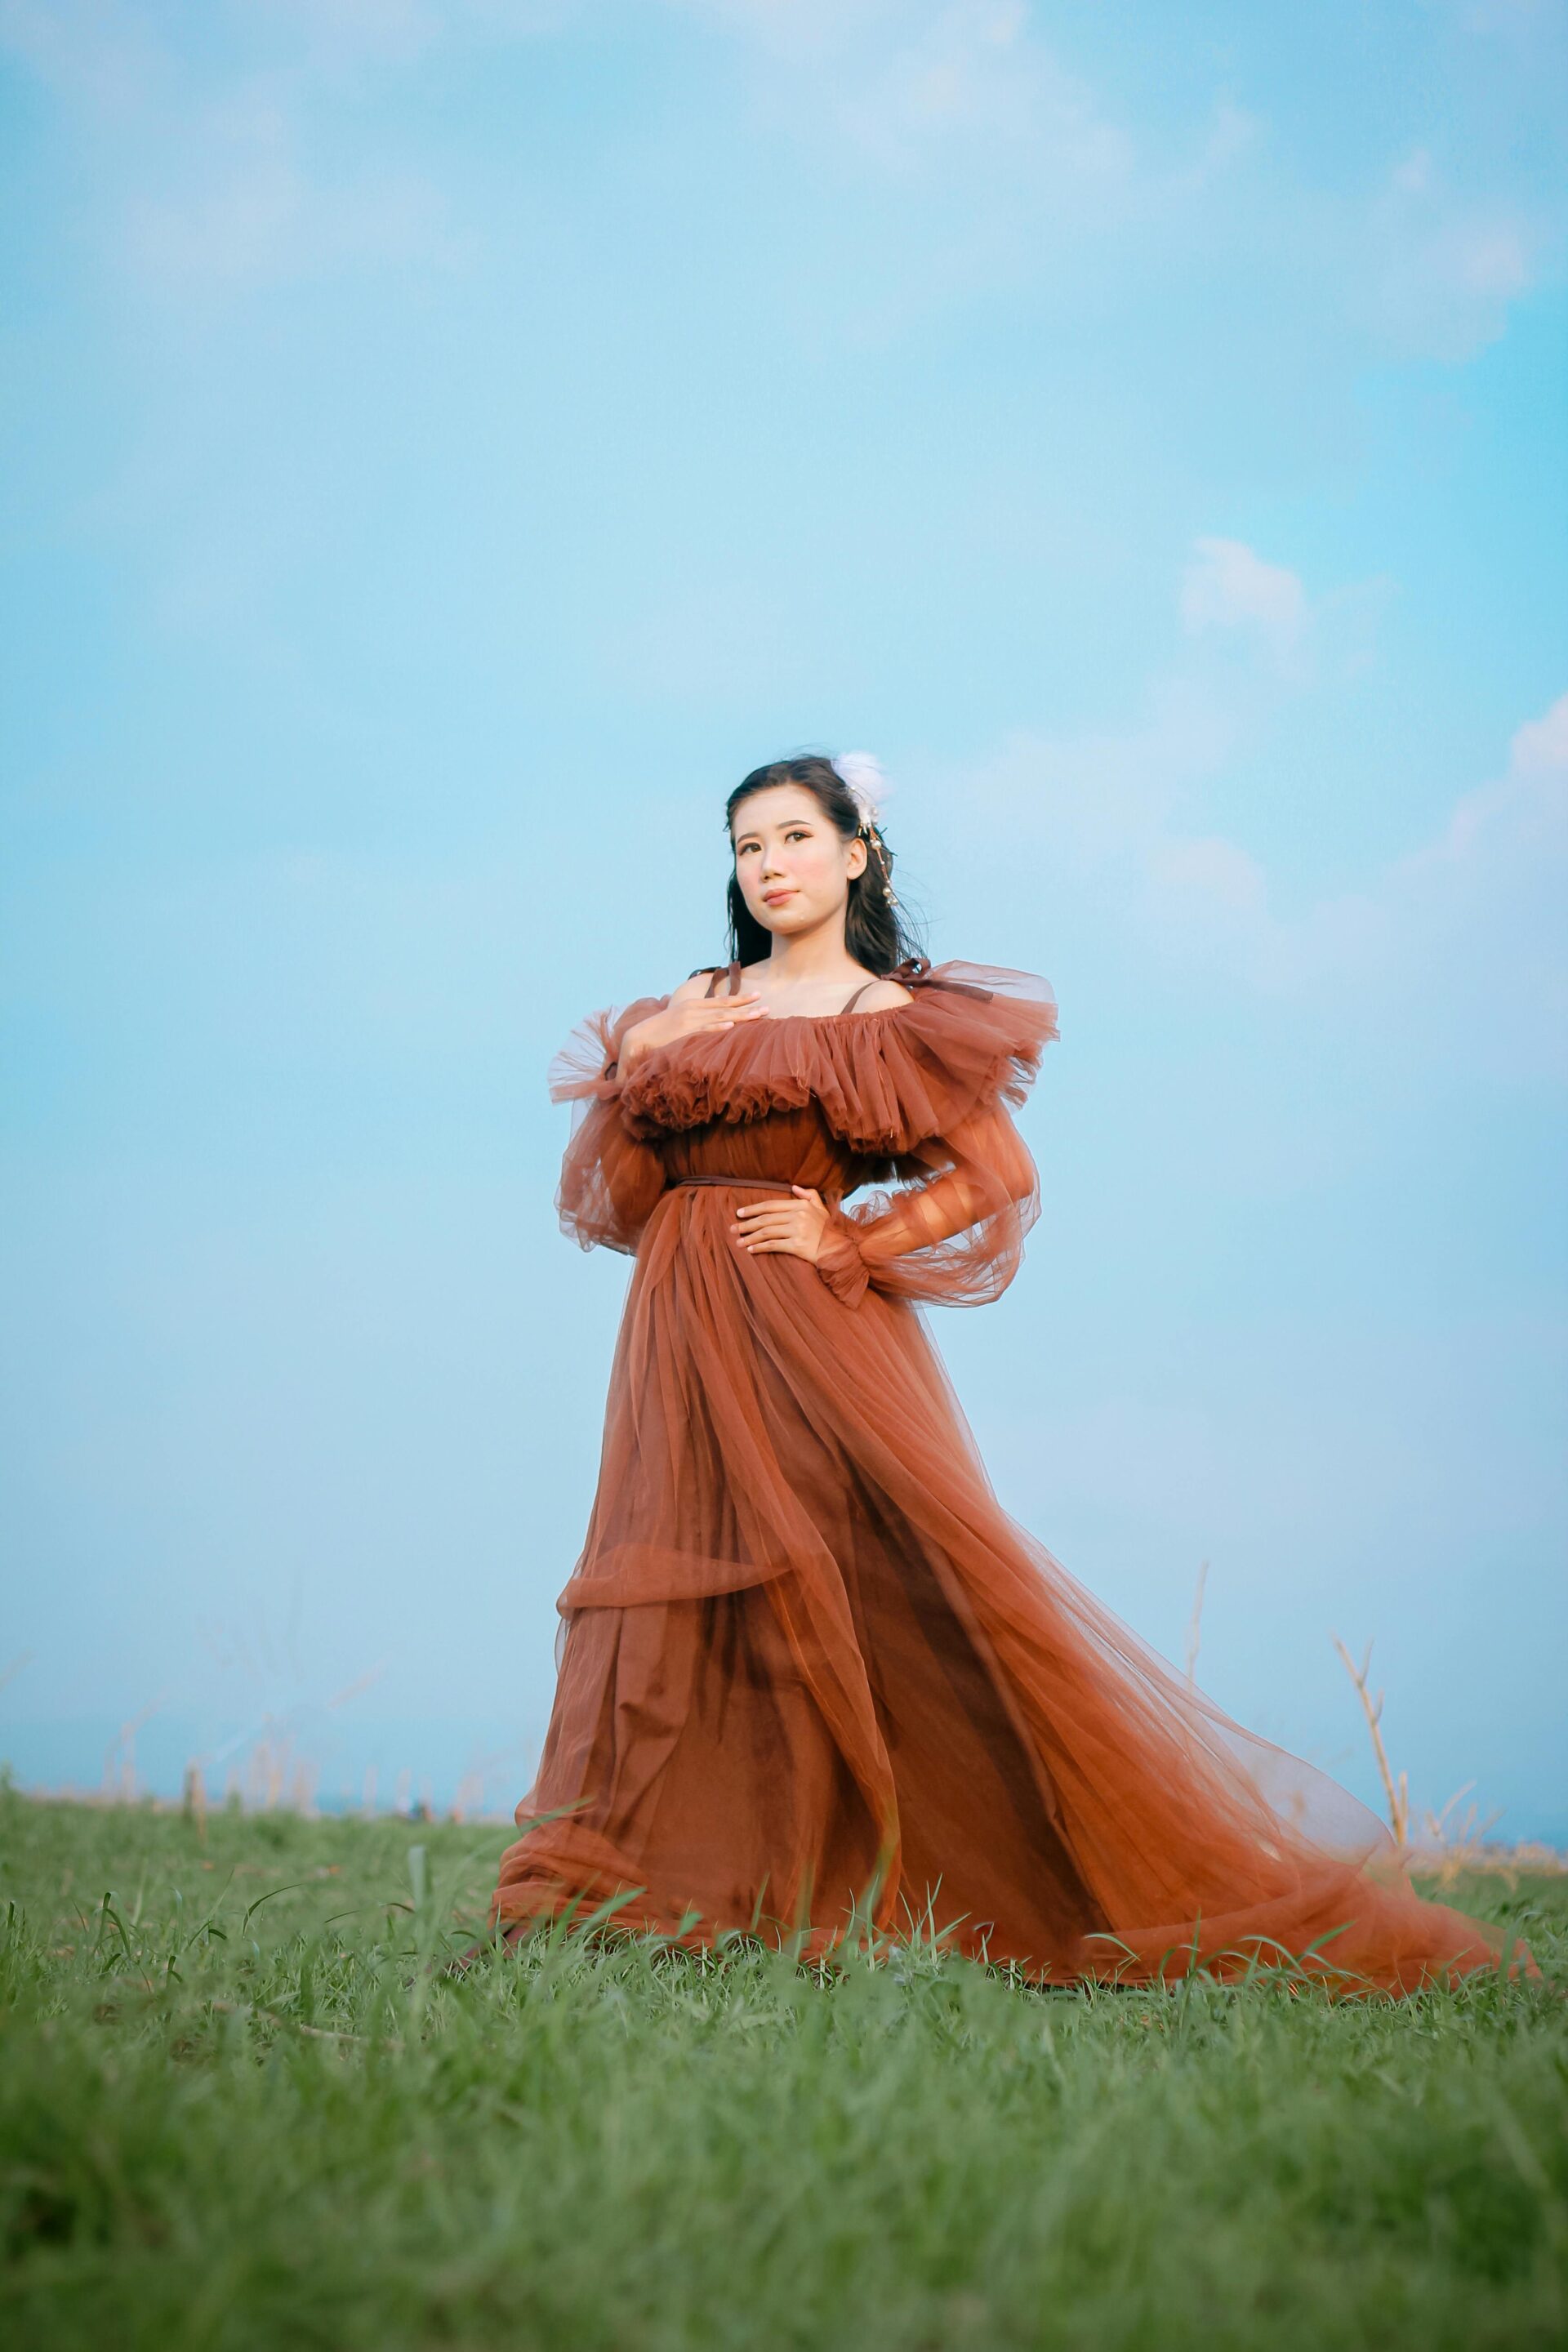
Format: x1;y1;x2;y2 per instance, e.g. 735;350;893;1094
759;915;863;987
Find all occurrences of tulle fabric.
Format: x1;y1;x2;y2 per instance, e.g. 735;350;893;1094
497;961;1521;1993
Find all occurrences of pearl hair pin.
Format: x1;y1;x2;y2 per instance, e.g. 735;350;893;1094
831;751;899;905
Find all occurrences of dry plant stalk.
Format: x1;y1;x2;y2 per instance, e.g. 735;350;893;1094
1331;1636;1410;1847
1420;1784;1506;1886
101;1695;167;1804
1321;1642;1539;1883
1184;1559;1209;1689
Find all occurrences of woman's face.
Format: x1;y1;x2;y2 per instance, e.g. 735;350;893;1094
730;786;866;936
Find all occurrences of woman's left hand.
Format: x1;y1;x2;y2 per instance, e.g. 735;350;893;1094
732;1186;831;1263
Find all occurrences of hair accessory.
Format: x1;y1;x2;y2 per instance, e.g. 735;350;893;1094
831;751;890;826
831;751;900;902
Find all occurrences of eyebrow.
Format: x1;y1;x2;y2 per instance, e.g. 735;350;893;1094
733;816;815;844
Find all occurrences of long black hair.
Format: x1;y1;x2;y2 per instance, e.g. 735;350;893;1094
720;754;929;977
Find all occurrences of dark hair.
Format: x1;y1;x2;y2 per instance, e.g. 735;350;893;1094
721;754;929;977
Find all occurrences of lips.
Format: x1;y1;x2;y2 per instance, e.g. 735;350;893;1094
762;889;796;905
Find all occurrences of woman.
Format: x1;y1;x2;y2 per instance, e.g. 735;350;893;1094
488;753;1510;1993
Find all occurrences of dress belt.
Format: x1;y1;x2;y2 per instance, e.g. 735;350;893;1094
670;1174;802;1194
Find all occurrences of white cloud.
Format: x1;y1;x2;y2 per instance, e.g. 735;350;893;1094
0;0;574;81
970;671;1234;879
1410;694;1568;871
258;0;444;66
253;0;576;69
1450;0;1564;47
666;0;1138;210
0;0;163;118
1365;147;1539;361
836;0;1133;185
1508;694;1568;778
1176;96;1265;189
970;679;1568;1041
662;0;897;60
121;91;474;289
666;3;1556;370
1349;693;1568;1076
960;542;1567;1068
1145;831;1268;917
0;0;479;292
1181;538;1310;676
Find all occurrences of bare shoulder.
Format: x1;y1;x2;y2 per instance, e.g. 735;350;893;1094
673;967;722;1004
853;977;915;1012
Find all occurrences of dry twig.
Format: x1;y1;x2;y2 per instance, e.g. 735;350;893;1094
1331;1636;1410;1847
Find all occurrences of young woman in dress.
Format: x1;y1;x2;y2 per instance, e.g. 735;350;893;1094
488;753;1512;1993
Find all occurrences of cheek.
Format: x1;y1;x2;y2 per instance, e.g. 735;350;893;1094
794;843;849;893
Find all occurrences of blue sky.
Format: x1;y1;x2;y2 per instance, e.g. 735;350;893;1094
2;0;1564;1842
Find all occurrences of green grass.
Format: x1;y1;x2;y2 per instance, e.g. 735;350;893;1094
1;1787;1564;2350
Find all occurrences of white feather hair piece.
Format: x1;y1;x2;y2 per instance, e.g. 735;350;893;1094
831;750;892;827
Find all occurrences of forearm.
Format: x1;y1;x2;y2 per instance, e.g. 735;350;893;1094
612;1018;655;1078
813;1109;1039;1309
550;996;670;1101
550;991;672;1254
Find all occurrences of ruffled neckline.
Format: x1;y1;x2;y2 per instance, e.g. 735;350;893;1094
616;957;1058;1160
721;999;918;1030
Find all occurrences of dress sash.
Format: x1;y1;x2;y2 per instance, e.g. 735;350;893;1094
670;1174;801;1193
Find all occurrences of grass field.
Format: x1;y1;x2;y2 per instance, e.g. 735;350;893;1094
1;1786;1564;2350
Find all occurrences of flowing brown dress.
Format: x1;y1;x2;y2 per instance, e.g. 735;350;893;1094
491;956;1511;1992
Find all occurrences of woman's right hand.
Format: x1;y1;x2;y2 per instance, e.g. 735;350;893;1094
621;990;767;1070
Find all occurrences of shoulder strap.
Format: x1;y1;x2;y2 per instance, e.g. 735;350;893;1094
844;960;933;1010
702;966;720;999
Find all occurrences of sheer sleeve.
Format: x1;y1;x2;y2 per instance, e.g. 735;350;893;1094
549;992;671;1255
811;1094;1040;1310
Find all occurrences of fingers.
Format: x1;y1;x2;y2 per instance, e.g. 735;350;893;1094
689;992;762;1021
676;993;769;1036
731;1200;824;1256
721;1181;827;1260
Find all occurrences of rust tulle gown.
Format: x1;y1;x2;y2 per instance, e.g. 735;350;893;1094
490;956;1514;1993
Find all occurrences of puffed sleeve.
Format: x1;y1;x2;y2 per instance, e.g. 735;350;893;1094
549;991;671;1255
805;960;1056;1310
811;1094;1040;1309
